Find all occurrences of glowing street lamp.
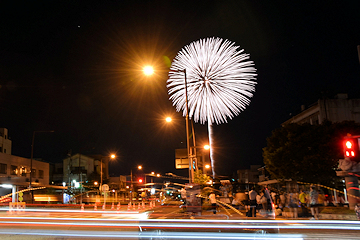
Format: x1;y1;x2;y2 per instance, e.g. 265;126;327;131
165;117;172;123
143;66;154;76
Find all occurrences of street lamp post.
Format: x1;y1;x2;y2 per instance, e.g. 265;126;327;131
189;145;210;176
100;154;116;187
30;130;54;204
177;69;193;183
144;66;193;182
129;165;142;203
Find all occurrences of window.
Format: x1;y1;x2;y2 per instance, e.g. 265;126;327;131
39;170;44;179
0;163;7;174
20;167;26;176
31;169;36;178
11;165;17;175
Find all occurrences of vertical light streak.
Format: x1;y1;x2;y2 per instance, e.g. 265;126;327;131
208;122;215;179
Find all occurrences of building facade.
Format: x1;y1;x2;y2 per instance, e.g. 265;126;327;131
237;165;261;184
0;152;50;187
0;128;12;155
63;154;110;185
283;93;360;125
63;154;95;185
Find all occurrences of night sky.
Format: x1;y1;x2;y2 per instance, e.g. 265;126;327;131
1;1;359;178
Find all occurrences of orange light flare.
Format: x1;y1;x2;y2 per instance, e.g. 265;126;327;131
143;66;154;76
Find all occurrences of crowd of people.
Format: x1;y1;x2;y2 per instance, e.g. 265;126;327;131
215;185;349;219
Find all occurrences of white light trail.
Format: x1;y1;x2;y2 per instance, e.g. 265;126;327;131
0;229;303;239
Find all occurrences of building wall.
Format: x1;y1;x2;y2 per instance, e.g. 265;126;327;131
237;165;261;183
0;128;12;155
0;152;49;186
320;97;360;123
63;154;95;184
283;94;360;125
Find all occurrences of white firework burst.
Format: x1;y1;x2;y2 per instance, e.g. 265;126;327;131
167;37;257;125
167;37;257;178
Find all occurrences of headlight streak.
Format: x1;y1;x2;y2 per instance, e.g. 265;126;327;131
3;208;141;214
0;217;359;231
1;209;360;227
2;208;148;219
0;229;304;239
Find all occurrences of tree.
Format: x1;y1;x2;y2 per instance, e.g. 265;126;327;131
263;121;360;185
87;171;100;183
194;170;212;186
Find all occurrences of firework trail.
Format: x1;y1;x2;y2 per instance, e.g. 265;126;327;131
167;37;257;178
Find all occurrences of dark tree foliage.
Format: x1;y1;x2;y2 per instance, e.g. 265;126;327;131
87;171;100;183
263;121;360;185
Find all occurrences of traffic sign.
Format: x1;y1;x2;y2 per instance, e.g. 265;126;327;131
100;184;109;191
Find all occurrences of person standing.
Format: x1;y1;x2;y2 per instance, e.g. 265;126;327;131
280;191;286;209
310;186;319;220
288;189;299;219
299;189;309;217
248;187;258;217
355;204;360;220
209;192;217;214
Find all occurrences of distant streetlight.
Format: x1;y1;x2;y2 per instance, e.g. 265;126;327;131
204;145;210;150
30;130;54;203
138;165;142;170
165;117;172;123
